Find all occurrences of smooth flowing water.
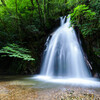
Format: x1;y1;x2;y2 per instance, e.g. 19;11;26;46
34;15;100;87
41;16;90;78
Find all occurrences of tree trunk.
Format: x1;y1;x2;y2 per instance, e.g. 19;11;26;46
43;0;46;24
35;0;43;27
31;0;34;6
15;0;17;15
65;0;67;3
30;0;34;9
47;0;50;16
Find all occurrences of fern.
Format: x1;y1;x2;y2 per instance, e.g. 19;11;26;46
0;43;35;61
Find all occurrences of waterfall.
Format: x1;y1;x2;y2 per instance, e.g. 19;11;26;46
33;15;100;86
40;15;91;78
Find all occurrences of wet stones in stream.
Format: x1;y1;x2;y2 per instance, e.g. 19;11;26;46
0;82;100;100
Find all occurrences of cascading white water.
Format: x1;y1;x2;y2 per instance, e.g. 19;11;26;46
34;15;100;87
40;15;91;78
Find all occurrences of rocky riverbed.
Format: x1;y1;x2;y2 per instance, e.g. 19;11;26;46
0;76;100;100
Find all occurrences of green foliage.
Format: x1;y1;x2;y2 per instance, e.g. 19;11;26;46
81;23;93;36
93;48;100;56
89;0;100;29
48;0;67;16
67;0;88;9
67;0;80;8
71;4;96;24
0;44;35;61
26;25;39;33
70;4;96;36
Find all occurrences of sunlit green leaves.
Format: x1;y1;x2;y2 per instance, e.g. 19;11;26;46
0;44;35;61
71;4;96;22
70;4;96;36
